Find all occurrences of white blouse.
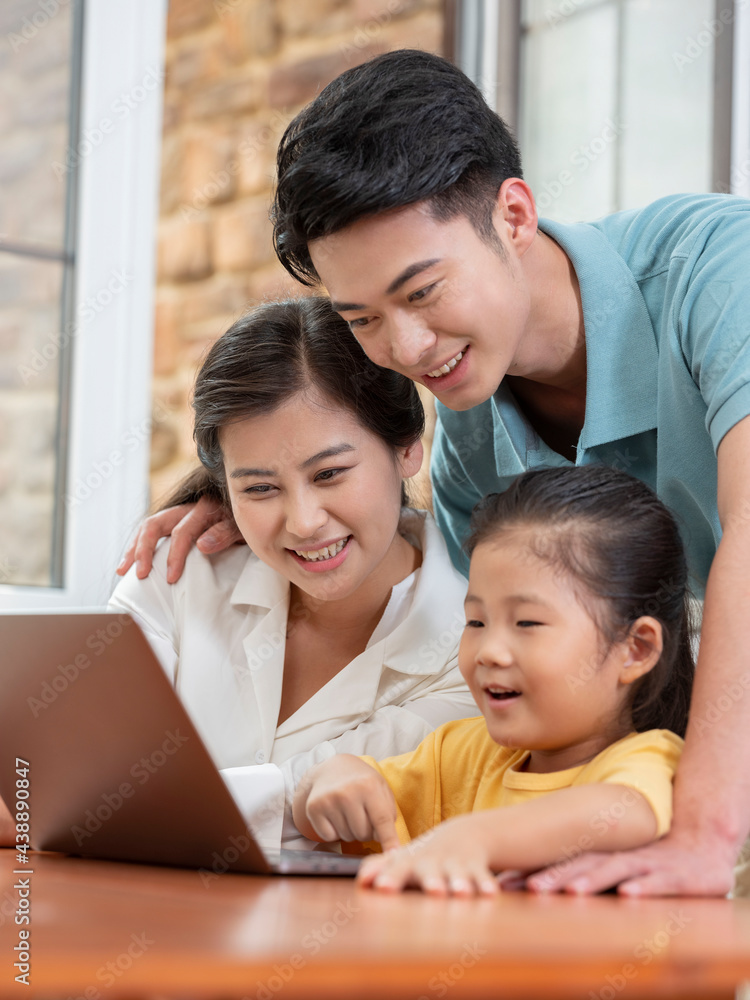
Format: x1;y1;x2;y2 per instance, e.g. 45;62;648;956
109;509;476;847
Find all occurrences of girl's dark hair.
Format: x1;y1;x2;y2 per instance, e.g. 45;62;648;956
466;466;694;738
272;49;523;286
187;296;424;504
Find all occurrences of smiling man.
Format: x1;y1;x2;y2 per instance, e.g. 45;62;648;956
124;50;750;898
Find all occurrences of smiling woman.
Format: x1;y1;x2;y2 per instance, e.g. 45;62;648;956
107;296;476;849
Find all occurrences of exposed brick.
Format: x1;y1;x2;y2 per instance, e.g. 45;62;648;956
180;273;253;329
235;114;286;195
212;197;275;273
277;0;353;38
166;0;216;39
269;50;362;109
159;132;186;216
187;71;265;121
153;292;182;377
219;3;279;61
167;31;226;91
247;262;307;305
181;128;238;211
158;215;213;283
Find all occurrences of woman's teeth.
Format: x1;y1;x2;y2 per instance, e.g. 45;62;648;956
294;537;348;562
426;351;463;379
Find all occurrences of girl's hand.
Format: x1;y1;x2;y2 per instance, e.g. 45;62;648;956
293;756;401;850
357;814;499;896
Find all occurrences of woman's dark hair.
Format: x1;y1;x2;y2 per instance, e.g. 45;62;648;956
465;466;694;738
182;296;423;505
272;49;523;286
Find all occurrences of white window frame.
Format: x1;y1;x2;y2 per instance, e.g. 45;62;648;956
455;0;750;197
0;1;167;610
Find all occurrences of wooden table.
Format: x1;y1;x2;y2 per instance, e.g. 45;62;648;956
2;850;750;999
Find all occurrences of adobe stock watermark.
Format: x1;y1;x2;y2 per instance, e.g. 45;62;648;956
417;942;487;999
673;2;749;73
52;66;165;179
17;268;133;384
70;730;189;846
535;117;627;212
6;0;70;53
527;787;648;892
588;909;693;1000
244;899;361;1000
339;0;406;64
27;614;135;718
66;931;155;1000
63;402;170;509
180;109;290;221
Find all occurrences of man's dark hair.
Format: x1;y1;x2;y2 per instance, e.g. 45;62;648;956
272;49;523;286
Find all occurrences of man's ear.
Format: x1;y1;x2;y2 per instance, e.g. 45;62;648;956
494;177;538;255
619;616;664;685
397;438;424;481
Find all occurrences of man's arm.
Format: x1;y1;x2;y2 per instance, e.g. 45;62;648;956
526;414;750;896
117;466;243;582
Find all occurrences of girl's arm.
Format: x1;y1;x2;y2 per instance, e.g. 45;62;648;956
357;782;659;895
292;755;401;851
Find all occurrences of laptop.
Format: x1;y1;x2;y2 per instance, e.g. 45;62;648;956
0;611;362;877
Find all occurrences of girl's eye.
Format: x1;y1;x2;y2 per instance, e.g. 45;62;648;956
465;619;484;629
516;620;543;629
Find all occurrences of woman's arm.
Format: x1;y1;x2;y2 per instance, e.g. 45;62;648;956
357;782;659;895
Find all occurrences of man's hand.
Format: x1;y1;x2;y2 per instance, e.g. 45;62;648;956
117;495;243;583
357;814;498;896
293;756;401;850
524;824;736;896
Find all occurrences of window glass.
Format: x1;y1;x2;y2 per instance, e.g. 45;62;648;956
0;0;78;586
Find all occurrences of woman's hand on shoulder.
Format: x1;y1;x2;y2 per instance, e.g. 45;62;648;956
293;756;400;851
117;495;244;584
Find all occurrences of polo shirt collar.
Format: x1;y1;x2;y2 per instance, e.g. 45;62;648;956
539;216;659;450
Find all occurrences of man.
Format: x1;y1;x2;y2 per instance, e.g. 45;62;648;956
124;50;750;896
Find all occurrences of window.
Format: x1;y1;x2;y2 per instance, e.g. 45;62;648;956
0;1;166;609
453;0;750;220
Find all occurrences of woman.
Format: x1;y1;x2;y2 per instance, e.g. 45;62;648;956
110;296;475;849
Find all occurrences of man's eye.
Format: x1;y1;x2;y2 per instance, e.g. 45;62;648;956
408;283;435;303
348;317;370;330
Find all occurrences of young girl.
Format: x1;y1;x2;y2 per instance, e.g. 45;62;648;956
293;465;694;894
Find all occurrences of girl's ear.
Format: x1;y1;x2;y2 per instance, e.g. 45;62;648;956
397;438;424;481
618;616;664;686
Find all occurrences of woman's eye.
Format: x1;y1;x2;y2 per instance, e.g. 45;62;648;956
464;619;484;629
315;468;344;482
244;484;274;495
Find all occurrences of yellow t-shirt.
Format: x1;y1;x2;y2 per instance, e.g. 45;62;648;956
360;718;683;847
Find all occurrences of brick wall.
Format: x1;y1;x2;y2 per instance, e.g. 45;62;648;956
151;0;444;511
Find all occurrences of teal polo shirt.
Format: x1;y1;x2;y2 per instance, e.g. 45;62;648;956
431;193;750;594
